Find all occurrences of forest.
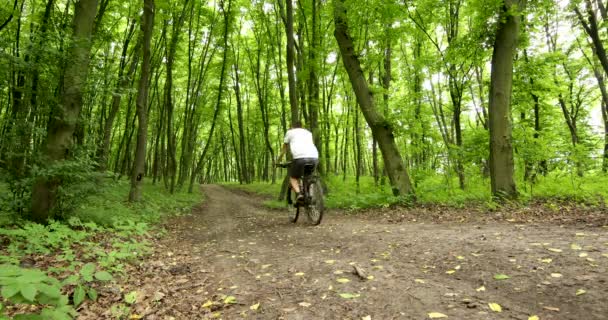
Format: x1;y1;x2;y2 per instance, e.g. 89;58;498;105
1;0;608;319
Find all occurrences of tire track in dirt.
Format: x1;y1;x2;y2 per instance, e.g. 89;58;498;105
108;185;608;320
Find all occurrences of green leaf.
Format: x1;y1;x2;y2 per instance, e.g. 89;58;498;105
73;285;86;307
80;263;96;282
94;271;112;281
124;291;137;304
87;287;98;301
223;295;237;304
38;284;62;299
493;274;510;280
1;285;20;299
62;275;80;286
20;284;38;302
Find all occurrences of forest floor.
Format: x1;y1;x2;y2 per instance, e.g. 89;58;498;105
80;185;608;320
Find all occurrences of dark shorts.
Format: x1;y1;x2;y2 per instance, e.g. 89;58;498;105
289;158;318;178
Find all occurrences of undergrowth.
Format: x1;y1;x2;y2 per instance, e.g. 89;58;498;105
224;171;608;210
0;179;201;319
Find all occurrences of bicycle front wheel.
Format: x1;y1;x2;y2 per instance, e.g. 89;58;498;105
306;180;324;225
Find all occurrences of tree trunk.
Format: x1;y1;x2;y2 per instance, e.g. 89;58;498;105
31;0;99;222
284;0;298;124
488;0;520;199
129;0;154;202
334;0;414;197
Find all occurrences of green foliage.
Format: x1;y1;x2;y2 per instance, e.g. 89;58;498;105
0;265;77;319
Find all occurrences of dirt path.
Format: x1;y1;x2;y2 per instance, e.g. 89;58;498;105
100;185;608;320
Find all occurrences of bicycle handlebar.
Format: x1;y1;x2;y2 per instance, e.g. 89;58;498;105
276;162;291;168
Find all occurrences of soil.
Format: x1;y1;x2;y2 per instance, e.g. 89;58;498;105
81;185;608;319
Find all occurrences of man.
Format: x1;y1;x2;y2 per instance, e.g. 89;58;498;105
276;121;319;203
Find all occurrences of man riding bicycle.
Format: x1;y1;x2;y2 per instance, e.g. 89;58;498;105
276;121;319;203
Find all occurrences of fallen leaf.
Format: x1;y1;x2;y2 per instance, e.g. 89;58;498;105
570;244;582;250
130;315;143;319
337;278;350;284
250;302;260;311
295;272;305;276
488;303;502;312
543;306;560;312
476;286;486;292
548;248;562;253
415;279;426;284
427;312;448;318
456;256;465;260
550;273;563;278
602;253;608;258
541;258;552;263
223;296;237;304
494;274;510;280
299;302;312;307
325;260;335;264
528;316;539;320
578;253;588;258
339;293;360;299
576;289;586;296
202;300;215;308
362;316;372;320
262;264;272;269
446;270;456;274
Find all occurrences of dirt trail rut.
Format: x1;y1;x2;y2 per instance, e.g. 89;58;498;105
108;185;608;319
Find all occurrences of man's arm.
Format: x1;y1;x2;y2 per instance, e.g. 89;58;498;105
277;143;288;162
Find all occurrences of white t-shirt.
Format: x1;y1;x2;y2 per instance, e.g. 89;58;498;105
284;128;319;159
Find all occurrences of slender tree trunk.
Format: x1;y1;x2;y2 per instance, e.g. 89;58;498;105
488;0;521;199
334;0;414;197
129;0;154;201
31;0;99;222
283;0;298;124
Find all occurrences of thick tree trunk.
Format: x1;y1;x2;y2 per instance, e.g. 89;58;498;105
488;0;520;199
334;0;414;197
31;0;99;222
129;0;154;202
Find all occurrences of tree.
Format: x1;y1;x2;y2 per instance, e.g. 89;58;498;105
129;0;155;202
334;0;414;197
488;0;522;199
30;0;99;222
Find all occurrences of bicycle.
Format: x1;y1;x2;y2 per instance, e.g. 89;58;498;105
276;161;324;225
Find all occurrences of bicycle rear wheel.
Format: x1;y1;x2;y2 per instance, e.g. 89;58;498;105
306;180;324;225
289;190;299;223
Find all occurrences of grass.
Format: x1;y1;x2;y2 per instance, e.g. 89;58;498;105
224;171;608;210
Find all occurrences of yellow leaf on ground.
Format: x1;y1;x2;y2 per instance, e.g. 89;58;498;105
295;272;305;276
130;315;143;319
528;316;539;320
446;270;456;274
456;256;465;260
223;296;237;304
325;260;335;264
415;279;426;284
578;252;588;258
576;289;586;296
541;258;552;263
476;286;486;292
250;303;260;311
571;243;582;250
299;302;312;307
334;270;344;274
367;275;374;280
202;300;215;308
428;312;448;318
262;264;272;269
488;303;502;312
362;316;372;320
337;278;350;284
602;253;608;258
550;273;563;278
548;248;562;253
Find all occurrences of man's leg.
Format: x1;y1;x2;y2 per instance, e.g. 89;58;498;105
290;177;300;193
